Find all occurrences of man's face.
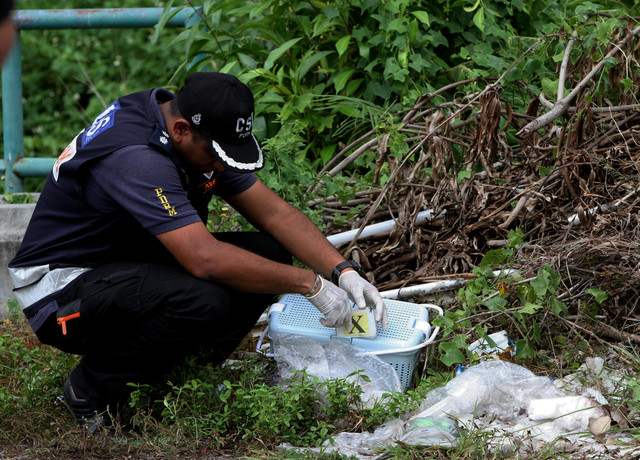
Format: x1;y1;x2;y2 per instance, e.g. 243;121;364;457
178;134;225;174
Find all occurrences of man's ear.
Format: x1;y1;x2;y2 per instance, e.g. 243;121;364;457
169;118;191;143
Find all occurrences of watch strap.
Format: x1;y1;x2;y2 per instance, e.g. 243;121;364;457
331;260;363;285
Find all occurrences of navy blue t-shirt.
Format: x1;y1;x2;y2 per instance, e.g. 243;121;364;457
10;89;257;269
84;145;256;236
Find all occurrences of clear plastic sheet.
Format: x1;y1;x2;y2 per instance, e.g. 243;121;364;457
399;414;460;447
271;333;402;405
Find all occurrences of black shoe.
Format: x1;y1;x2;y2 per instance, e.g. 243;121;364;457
63;377;108;434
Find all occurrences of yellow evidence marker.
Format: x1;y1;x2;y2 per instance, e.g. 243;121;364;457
336;307;378;339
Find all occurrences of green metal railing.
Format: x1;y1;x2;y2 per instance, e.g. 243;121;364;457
1;8;200;193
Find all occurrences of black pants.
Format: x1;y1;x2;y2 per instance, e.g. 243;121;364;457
35;232;291;406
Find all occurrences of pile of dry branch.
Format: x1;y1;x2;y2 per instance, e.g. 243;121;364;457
313;24;640;344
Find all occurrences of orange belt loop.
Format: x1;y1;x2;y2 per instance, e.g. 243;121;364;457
57;312;81;335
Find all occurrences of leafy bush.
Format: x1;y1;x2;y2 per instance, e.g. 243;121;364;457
258;119;318;210
9;0;640;198
144;0;640;222
159;0;475;148
431;229;567;367
129;356;373;448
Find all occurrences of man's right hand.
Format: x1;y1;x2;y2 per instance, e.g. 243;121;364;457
305;276;352;328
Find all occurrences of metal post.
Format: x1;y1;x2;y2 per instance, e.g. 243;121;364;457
14;8;200;30
1;29;23;193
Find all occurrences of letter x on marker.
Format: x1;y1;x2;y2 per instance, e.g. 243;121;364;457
348;314;366;334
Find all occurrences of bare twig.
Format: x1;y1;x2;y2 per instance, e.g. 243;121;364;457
326;138;379;178
518;25;640;135
557;32;577;101
500;170;560;229
590;323;640;344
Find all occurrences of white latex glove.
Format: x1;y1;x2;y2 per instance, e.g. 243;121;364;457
338;270;388;330
305;276;352;328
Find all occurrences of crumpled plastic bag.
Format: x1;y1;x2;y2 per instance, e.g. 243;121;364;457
278;360;611;459
271;333;402;406
414;359;567;422
411;360;609;442
279;419;405;459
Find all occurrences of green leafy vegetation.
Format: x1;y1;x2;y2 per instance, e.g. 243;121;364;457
129;360;362;448
2;193;37;203
7;0;640;197
432;229;571;367
0;326;444;457
156;0;640;153
2;0;640;457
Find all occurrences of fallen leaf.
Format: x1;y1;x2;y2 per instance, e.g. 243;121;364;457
588;415;611;442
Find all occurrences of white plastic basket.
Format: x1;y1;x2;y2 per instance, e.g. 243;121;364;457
257;294;443;392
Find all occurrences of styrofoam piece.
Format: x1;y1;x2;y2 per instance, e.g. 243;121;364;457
468;331;509;356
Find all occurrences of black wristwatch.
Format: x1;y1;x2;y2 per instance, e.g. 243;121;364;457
331;260;364;285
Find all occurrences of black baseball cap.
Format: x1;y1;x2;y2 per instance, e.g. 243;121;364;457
176;72;264;173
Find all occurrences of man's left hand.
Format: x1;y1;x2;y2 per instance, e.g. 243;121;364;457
338;271;388;330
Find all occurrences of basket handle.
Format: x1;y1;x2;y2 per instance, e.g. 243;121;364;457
356;303;443;357
255;302;285;357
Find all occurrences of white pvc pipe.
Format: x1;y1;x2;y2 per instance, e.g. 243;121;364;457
380;279;468;299
327;209;443;246
380;269;520;300
567;206;599;226
568;189;639;226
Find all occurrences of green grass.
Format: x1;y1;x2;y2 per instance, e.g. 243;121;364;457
1;304;639;459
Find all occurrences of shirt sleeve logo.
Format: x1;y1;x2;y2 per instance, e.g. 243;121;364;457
154;188;177;216
52;132;81;181
81;101;121;148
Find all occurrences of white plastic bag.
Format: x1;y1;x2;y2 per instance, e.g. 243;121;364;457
413;360;566;423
